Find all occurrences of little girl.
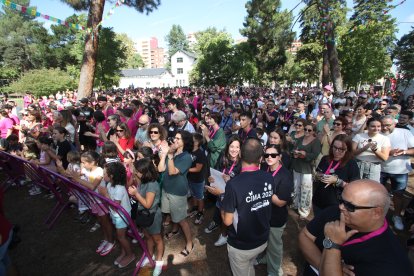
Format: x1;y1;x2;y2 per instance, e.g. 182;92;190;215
20;140;39;161
128;158;164;275
29;137;56;196
99;162;135;268
56;150;81;176
123;149;136;188
71;151;114;256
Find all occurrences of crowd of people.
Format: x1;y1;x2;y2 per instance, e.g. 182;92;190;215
1;84;414;275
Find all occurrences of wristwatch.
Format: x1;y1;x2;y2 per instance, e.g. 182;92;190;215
323;237;341;250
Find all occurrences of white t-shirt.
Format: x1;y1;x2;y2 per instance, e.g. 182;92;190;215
381;128;414;174
353;132;391;163
65;123;76;143
81;166;103;192
107;183;131;214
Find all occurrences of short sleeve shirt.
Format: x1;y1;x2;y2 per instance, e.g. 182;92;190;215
107;183;132;214
137;181;160;213
352;132;391;163
163;152;192;196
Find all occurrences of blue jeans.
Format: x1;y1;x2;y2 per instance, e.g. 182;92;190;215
380;172;408;193
0;229;13;275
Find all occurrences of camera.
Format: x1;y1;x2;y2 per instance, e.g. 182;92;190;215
167;137;175;145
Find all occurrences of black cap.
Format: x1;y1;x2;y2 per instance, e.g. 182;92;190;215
80;98;88;103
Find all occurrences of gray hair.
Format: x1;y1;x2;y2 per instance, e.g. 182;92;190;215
381;115;395;123
172;111;187;122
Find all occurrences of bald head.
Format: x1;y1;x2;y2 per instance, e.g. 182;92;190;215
139;114;149;124
345;180;390;214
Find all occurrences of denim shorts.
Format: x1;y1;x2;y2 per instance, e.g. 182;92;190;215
380;172;408;193
188;181;205;200
111;213;128;229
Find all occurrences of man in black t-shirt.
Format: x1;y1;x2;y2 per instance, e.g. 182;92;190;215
221;138;273;276
299;179;413;276
237;111;257;142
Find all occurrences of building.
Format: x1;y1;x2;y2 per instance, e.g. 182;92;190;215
288;40;303;55
187;32;197;47
170;50;197;87
134;37;165;68
118;68;174;88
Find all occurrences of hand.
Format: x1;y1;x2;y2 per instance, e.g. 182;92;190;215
56;159;63;168
208;176;215;183
391;148;405;156
222;174;231;182
84;131;93;137
342;262;355;276
206;185;223;196
98;186;108;197
324;212;359;245
159;143;170;157
323;123;330;134
110;135;118;144
128;185;138;197
320;175;337;186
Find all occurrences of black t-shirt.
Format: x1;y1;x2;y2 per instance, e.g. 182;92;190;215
304;206;413;276
312;157;360;209
214;153;241;179
266;110;279;133
187;148;208;183
221;170;273;250
54;140;72;169
238;128;257;142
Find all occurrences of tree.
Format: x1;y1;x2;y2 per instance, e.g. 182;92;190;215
94;27;126;88
190;30;236;86
116;33;144;68
295;42;323;85
340;0;396;89
393;27;414;81
0;0;53;73
61;0;161;98
279;52;306;86
165;24;189;59
240;0;294;83
5;68;77;97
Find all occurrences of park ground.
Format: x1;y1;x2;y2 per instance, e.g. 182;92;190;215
4;175;414;275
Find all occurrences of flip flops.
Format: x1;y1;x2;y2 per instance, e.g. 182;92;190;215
164;230;179;240
180;243;194;257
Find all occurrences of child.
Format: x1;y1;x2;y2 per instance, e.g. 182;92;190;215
187;133;207;224
20;140;39;161
71;151;115;256
99;162;135;268
29;137;55;196
122;149;136;188
56;150;81;177
128;158;164;275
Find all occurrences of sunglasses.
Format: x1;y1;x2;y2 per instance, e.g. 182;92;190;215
149;131;159;134
295;123;303;127
339;196;377;212
116;129;124;132
264;153;280;158
333;123;342;126
333;145;346;153
304;128;313;132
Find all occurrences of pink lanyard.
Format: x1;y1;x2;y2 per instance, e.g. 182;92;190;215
284;112;293;121
242;128;252;141
325;161;341;175
209;127;219;139
223;160;237;174
342;220;388;247
268;164;282;177
241;166;260;173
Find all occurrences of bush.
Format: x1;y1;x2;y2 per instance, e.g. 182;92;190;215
4;68;77;97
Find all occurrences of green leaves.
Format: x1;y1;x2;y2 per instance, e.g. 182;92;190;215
394;27;414;81
165;24;190;60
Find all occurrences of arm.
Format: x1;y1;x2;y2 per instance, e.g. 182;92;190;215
73;174;103;191
129;186;155;209
298;228;322;270
352;141;370;156
221;210;234;226
167;155;180;175
320;248;343;276
188;163;203;173
271;194;287;207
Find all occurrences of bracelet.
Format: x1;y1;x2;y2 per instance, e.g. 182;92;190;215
403;150;407;155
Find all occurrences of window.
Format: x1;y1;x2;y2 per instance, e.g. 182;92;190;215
177;68;183;74
177;57;183;63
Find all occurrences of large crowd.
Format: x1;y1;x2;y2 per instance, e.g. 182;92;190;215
1;85;414;275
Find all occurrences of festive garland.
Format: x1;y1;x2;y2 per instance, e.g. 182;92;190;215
0;0;125;33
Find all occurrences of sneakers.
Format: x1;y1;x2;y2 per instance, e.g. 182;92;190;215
204;221;219;234
153;260;164;276
194;212;204;225
96;240;108;253
29;186;41;196
393;215;404;231
187;207;198;218
89;222;101;233
137;254;154;267
214;234;228;247
100;242;115;256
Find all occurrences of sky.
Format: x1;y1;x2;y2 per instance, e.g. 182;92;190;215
8;0;414;48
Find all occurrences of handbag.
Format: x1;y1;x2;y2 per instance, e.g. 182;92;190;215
135;208;155;228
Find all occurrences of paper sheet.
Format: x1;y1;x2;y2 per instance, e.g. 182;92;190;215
210;168;226;191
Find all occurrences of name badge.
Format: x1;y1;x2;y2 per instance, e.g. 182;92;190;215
283;126;288;131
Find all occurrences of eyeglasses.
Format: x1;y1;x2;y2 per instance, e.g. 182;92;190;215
333;123;342;126
304;128;313;132
295;123;303;127
149;131;159;134
333;145;346;153
116;129;124;133
264;153;280;158
339;196;377;212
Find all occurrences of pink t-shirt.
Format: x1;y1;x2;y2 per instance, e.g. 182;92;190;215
126;117;138;138
0;117;13;138
96;121;110;147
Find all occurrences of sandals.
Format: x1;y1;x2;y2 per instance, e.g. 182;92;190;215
180;243;194;257
162;221;171;227
164;230;180;240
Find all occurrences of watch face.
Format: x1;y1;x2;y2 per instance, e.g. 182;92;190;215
323;238;333;249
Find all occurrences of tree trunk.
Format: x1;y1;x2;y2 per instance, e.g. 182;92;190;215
77;0;105;99
322;49;330;87
327;39;343;93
